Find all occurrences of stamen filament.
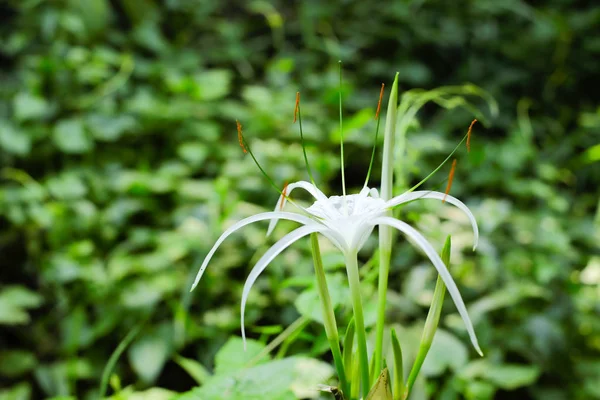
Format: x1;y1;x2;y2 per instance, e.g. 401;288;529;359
405;121;473;194
338;61;346;200
364;83;385;188
443;159;457;203
235;121;297;208
466;119;477;152
295;92;316;186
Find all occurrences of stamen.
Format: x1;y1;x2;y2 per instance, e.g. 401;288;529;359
237;120;247;154
295;92;316;185
294;92;300;123
375;83;385;120
278;182;289;210
338;61;347;201
466;119;477;153
364;83;385;187
443;159;457;203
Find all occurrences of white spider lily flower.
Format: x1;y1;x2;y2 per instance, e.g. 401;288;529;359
191;179;482;355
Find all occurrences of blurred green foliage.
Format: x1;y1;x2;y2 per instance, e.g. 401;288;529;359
0;0;598;399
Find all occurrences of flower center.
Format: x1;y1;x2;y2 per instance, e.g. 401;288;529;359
306;190;387;251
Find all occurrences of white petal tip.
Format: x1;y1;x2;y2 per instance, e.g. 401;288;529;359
476;348;484;357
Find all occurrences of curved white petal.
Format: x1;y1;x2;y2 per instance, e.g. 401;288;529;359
385;191;479;250
190;211;317;291
372;216;482;355
241;224;328;348
267;181;329;237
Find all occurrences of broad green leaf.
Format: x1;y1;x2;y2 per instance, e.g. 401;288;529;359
175;357;332;400
194;70;232;101
0;286;43;309
0;382;31;400
52;119;93;154
173;355;210;385
0;286;43;325
214;337;267;375
128;324;172;383
0;123;31;156
482;364;540;390
87;114;137;141
294;273;349;324
460;360;541;390
13;92;50;121
0;350;37;377
421;329;468;376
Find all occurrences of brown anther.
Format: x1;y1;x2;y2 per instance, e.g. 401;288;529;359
466;119;477;153
294;92;300;123
236;120;247;154
443;159;457;203
375;83;385;120
278;182;289;210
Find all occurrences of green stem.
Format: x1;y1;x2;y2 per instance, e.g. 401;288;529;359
310;234;349;397
345;251;370;399
374;73;399;377
404;236;451;397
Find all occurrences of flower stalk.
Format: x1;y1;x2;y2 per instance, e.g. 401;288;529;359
344;251;371;399
310;233;349;396
374;72;399;377
404;235;452;397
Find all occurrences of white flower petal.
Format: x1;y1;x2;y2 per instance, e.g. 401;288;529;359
267;181;329;237
190;211;317;291
386;191;479;250
372;216;482;355
240;224;327;349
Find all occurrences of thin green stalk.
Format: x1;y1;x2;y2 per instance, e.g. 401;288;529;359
311;233;349;396
345;251;370;399
390;329;403;400
99;322;144;398
374;73;399;377
343;318;355;378
296;92;316;186
338;61;346;198
404;236;451;397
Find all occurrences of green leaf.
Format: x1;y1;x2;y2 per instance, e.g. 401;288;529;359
173;355;210;385
52;119;93;154
421;329;468;377
195;70;232;101
176;357;333;400
294;273;349;324
0;123;31;156
128;324;172;383
460;360;541;390
214;337;268;375
0;350;37;377
111;388;177;400
482;364;541;390
0;286;43;325
0;286;43;309
87;114;137;141
177;142;209;166
13;92;50;121
0;382;31;400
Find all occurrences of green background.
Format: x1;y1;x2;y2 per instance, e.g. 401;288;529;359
0;0;598;399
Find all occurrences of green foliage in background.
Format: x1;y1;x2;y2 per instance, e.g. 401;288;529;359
0;0;598;399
